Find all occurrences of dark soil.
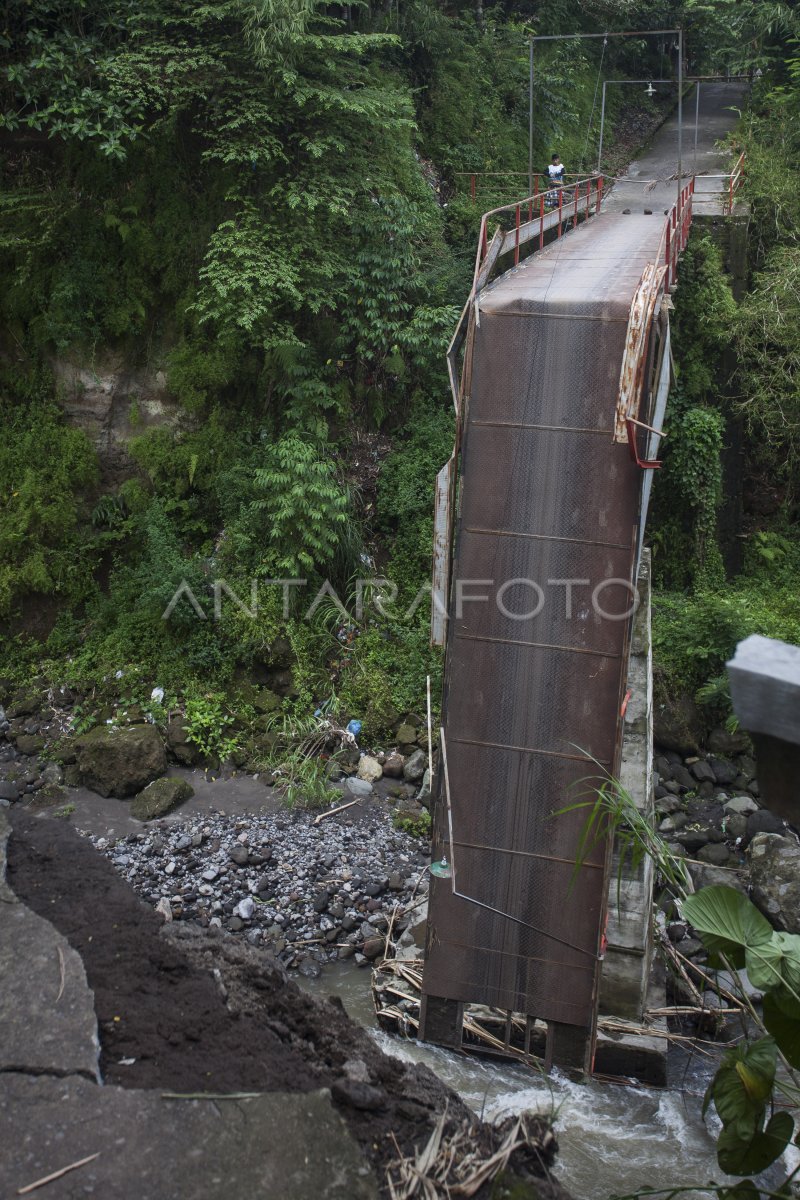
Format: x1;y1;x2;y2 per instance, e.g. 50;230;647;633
8;809;567;1198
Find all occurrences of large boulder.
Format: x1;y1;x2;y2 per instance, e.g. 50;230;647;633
403;749;426;783
749;834;800;933
653;692;702;756
356;756;383;784
165;715;202;766
131;776;194;821
76;724;167;798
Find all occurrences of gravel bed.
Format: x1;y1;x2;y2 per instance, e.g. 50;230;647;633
88;806;430;976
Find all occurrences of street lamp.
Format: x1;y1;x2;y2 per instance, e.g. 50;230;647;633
597;79;672;173
528;28;684;207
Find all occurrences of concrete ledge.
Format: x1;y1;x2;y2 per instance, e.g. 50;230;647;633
728;634;800;745
0;1077;377;1199
1;894;101;1082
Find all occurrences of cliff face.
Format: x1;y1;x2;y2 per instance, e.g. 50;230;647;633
52;354;192;485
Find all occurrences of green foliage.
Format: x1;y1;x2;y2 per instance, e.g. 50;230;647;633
683;886;800;1178
672;237;737;404
236;433;352;577
650;236;735;591
652;584;800;700
183;692;239;761
734;244;800;482
0;397;99;614
393;808;431;838
377;402;455;588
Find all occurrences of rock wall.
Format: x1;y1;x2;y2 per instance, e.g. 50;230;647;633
52;353;192;484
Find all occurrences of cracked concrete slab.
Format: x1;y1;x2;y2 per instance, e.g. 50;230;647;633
0;810;101;1080
0;1076;378;1199
0;807;15;903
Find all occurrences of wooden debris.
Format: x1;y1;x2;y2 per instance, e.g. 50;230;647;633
18;1153;100;1195
313;799;360;825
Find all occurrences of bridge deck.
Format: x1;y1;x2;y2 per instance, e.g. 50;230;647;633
424;214;667;1041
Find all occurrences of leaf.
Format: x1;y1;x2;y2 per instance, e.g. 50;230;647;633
763;993;800;1067
717;1110;794;1176
745;938;788;991
710;1039;777;1127
683;886;774;965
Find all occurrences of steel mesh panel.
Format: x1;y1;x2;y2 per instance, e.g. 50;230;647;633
445;640;620;763
453;534;635;654
423;212;666;1030
469;315;627;431
442;740;606;864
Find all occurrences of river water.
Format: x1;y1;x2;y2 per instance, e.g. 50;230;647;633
301;962;795;1200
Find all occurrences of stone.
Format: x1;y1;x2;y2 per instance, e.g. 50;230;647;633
655;795;682;815
40;762;64;787
235;897;255;921
356;756;383;784
708;756;738;785
658;814;688;834
688;862;749;894
165;715;202;766
671;764;696;792
654;755;674;781
395;724;417;746
345;777;372;799
0;782;19;802
403;750;426;783
674;825;726;853
724;814;748;841
14;734;44;757
747;810;784;839
707;725;752;757
229;845;249;866
653;693;701;755
5;689;40;719
76;724;167;798
382;753;405;778
1;890;100;1080
696;843;731;866
724;795;758;816
313;890;330;913
690;760;716;784
131;776;194;821
417;768;432;808
362;935;385;960
749;834;800;932
202;866;220;882
155;897;173;922
253;688;281;714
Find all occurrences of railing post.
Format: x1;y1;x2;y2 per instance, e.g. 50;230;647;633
539;194;545;251
665;222;671;289
596;176;603;214
573;181;579;229
585;178;591;219
514;204;520;265
557;187;563;238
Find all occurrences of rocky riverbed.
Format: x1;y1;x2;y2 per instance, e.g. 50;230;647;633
90;805;430;978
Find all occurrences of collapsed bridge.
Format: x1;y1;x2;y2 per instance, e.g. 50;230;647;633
420;178;693;1074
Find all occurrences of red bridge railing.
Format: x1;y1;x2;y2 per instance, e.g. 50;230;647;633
473;175;605;287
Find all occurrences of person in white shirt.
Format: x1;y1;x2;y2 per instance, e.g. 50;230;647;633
544;154;566;208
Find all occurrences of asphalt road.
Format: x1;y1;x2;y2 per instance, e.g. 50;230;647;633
603;81;748;216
